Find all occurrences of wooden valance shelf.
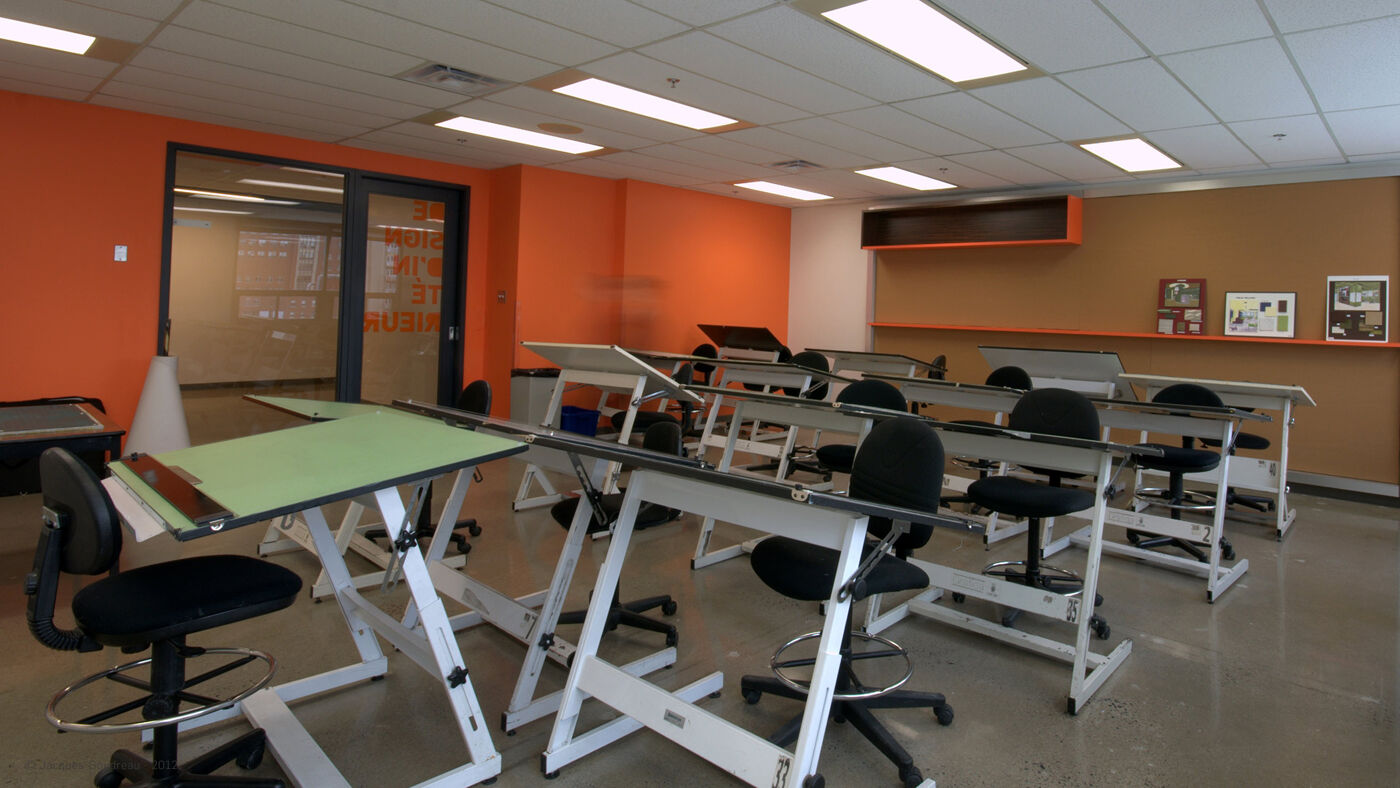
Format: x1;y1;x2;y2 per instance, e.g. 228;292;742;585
862;195;1081;249
870;322;1400;348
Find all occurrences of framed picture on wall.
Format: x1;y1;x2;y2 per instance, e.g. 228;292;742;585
1224;291;1296;338
1326;275;1389;342
1157;278;1205;334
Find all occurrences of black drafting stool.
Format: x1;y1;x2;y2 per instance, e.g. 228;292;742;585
609;363;698;440
805;378;907;478
740;417;952;788
966;388;1111;639
549;421;685;647
784;350;832;400
25;447;302;788
941;366;1032;509
1129;383;1237;561
690;343;718;386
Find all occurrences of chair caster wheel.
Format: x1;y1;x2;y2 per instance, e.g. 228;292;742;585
1091;616;1110;640
468;523;483;537
1126;530;1141;545
743;688;762;705
803;774;825;788
482;778;496;785
95;768;123;788
236;742;265;769
709;690;721;699
457;542;472;555
665;629;678;647
901;766;923;788
935;703;954;726
951;592;965;603
1000;609;1021;628
661;600;678;616
1222;544;1236;561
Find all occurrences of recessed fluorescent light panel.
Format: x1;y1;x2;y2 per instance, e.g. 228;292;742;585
822;0;1025;83
735;181;832;201
435;116;602;154
238;178;344;195
855;167;956;190
0;16;94;54
1079;138;1182;172
553;77;737;130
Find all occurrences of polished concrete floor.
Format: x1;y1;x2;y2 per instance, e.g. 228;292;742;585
1;451;1397;787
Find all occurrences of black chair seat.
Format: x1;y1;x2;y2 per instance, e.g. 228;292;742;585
967;475;1095;519
73;555;302;649
609;410;679;433
550;494;677;534
1135;443;1221;473
1202;432;1271;451
813;443;856;471
750;537;929;602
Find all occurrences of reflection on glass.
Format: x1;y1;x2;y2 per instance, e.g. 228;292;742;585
360;194;444;405
168;152;344;442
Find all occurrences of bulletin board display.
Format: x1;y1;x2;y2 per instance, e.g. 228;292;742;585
1157;278;1205;335
1326;276;1388;343
1225;291;1295;338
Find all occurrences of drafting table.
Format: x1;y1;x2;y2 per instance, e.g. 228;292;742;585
245;395;470;598
1042;398;1270;602
513;342;702;510
807;348;945;379
401;402;978;787
695;359;847;458
1119;373;1315;539
868;417;1158;714
680;385;903;569
101;408;526;787
0;401;124;493
697;323;787;361
979;346;1136;399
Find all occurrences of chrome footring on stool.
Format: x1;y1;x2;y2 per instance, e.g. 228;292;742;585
982;561;1087;597
47;647;277;733
769;631;912;701
1134;487;1216;512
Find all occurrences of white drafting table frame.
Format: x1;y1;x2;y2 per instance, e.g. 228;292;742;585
513;342;701;510
1119;373;1314;539
694;359;847;460
102;410;526;788
979;345;1136;399
808;348;944;378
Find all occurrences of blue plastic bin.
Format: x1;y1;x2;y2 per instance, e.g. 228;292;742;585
559;405;600;436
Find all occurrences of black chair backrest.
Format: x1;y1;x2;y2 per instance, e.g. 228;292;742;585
849;418;944;556
1007;388;1099;482
928;355;947;381
456;379;492;416
1153;383;1222;449
641;420;683;456
784;350;831;398
690;343;718;382
986;365;1033;390
836;379;907;412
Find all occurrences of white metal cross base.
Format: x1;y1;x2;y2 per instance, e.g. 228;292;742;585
164;477;503;788
865;455;1130;715
543;470;876;787
1136;456;1295;538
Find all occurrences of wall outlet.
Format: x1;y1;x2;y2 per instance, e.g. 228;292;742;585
114;245;128;262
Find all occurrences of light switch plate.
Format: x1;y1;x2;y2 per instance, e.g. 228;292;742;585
114;245;128;262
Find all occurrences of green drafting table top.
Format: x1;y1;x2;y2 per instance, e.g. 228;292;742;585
243;394;389;421
108;408;525;540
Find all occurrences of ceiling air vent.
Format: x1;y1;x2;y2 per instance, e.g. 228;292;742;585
399;64;511;96
770;160;822;172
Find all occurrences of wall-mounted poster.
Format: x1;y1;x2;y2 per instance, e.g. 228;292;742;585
1225;291;1296;338
1326;275;1388;342
1157;278;1205;334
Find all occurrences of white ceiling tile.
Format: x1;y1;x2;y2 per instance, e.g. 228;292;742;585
0;76;92;101
1162;38;1316;122
627;0;773;27
444;98;661;151
172;2;420;75
90;94;344;141
937;0;1145;72
775;168;885;196
772;116;927;163
128;47;431;118
1326;105;1400;156
721;126;875;168
641;31;875;115
483;86;689;143
971;77;1131;141
597;150;754;182
0;0;162;41
895;92;1055;148
550;156;705;186
485;0;686;48
826;106;985;156
1228;114;1343;164
0;58;104;91
75;1;186;17
101;80;378;138
148;26;464;108
709;6;950;103
885;157;1012;189
1144;124;1262;169
944;150;1067;185
349;0;617;66
210;0;556;82
1286;17;1400;111
367;122;564;166
1006;143;1126;181
113;65;401;127
632;143;774;180
584;51;807;125
671;133;799;165
1060;59;1215;132
1260;0;1400;33
1096;0;1274;54
0;40;120;77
